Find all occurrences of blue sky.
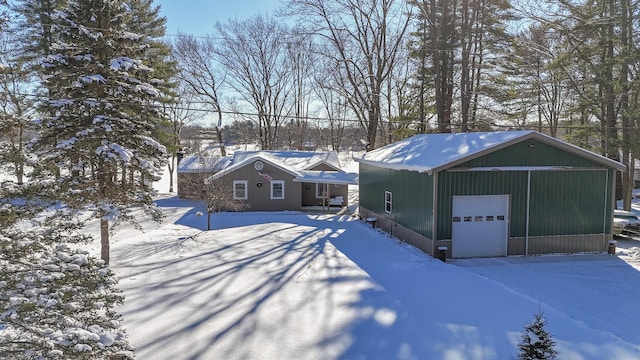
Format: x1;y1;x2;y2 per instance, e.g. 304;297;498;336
154;0;282;35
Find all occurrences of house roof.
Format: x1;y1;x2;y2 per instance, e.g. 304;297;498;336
356;131;626;173
177;156;231;173
209;150;355;183
293;170;359;185
230;150;342;172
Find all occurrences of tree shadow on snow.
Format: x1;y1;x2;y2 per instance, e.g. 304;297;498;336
115;199;640;359
113;208;522;360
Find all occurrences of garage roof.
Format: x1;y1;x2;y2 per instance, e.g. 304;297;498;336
356;131;625;173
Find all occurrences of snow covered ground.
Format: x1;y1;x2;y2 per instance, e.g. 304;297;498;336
83;160;640;360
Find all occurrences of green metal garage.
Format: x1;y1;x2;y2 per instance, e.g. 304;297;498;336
357;131;625;258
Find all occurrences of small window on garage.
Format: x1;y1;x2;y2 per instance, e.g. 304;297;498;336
233;180;248;200
271;180;285;199
384;191;392;214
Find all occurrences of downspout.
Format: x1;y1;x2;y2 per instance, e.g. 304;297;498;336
432;171;438;257
603;169;610;249
525;170;531;257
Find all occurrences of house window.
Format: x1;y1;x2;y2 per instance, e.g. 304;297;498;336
233;180;248;200
271;180;285;199
385;191;392;213
316;183;327;198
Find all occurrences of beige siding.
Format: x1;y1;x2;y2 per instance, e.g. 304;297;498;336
361;204;609;259
508;234;609;255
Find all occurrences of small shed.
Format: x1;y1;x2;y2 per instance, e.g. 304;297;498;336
356;131;625;258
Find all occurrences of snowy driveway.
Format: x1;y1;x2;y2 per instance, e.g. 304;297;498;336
107;198;640;360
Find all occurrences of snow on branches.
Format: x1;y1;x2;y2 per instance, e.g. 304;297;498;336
517;312;558;360
0;227;134;359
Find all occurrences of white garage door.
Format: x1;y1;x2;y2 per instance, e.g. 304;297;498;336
452;195;509;258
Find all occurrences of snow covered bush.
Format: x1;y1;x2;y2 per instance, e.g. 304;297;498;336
0;227;134;359
517;312;558;360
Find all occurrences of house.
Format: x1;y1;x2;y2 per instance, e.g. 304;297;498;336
178;150;358;212
356;131;625;258
176;155;230;198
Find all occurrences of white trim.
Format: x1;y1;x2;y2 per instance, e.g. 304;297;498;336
385;191;392;214
316;183;327;198
271;180;285;200
233;180;248;200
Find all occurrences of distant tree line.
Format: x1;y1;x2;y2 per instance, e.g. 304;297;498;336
167;0;640;207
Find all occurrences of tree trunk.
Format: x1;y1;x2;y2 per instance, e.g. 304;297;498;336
216;110;226;156
168;155;175;193
459;0;471;132
207;211;212;231
100;218;110;265
620;0;632;210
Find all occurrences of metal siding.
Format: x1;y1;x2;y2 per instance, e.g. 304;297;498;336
359;163;433;237
529;170;608;236
437;171;528;240
437;169;613;242
458;139;599;168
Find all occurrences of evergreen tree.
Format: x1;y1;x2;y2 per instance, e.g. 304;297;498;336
0;228;135;359
408;0;514;133
31;0;167;264
0;173;133;358
0;28;35;186
10;0;64;70
517;312;558;360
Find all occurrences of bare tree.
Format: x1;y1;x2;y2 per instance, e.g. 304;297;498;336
381;38;417;143
214;15;295;150
284;0;412;150
312;63;348;151
162;82;198;193
286;31;315;149
179;170;247;231
172;34;227;156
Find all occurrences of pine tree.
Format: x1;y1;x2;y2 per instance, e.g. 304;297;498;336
517;312;558;360
31;0;168;264
0;228;135;359
0;175;133;358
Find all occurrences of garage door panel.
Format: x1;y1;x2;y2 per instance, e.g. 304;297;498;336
452;195;509;258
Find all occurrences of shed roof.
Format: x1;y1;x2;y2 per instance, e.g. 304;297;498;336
177;156;231;173
356;131;625;173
